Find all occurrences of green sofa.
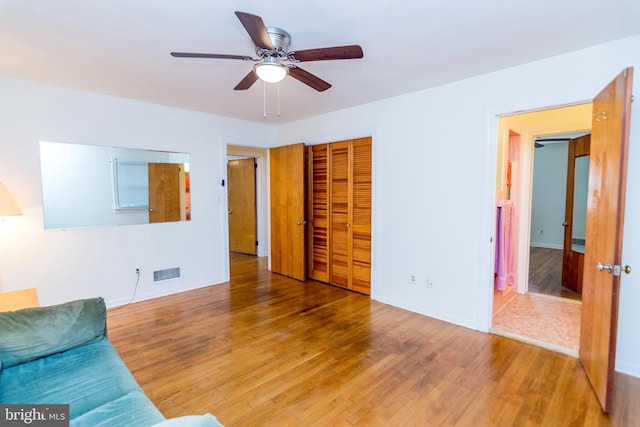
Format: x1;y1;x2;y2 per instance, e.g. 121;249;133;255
0;297;223;426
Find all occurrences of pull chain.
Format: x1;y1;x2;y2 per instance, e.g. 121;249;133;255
262;81;282;118
277;82;281;117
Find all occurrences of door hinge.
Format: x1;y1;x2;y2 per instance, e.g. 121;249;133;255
256;240;259;246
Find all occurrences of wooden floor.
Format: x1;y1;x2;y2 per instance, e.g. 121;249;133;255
528;246;581;301
107;253;639;426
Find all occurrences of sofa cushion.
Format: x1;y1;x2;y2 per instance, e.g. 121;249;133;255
0;338;165;426
0;297;106;368
151;414;224;427
70;391;166;427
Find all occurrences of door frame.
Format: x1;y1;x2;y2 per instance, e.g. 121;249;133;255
478;98;594;332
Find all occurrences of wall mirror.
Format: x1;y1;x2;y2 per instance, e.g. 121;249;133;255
571;154;589;253
39;141;190;230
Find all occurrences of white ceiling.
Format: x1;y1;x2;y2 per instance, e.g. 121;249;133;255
1;0;639;124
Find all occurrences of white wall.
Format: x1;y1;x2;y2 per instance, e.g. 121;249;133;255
530;142;568;249
278;35;640;376
0;75;276;307
1;35;639;377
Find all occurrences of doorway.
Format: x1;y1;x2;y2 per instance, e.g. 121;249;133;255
228;156;257;255
226;145;269;272
490;103;592;356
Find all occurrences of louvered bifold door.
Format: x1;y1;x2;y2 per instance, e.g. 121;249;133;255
328;138;372;294
350;138;372;294
308;144;329;282
329;141;351;289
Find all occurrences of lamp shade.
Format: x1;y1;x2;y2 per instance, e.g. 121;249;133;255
254;60;288;83
0;183;22;215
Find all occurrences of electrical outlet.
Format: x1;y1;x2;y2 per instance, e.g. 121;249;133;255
135;268;140;275
427;277;434;288
410;274;417;285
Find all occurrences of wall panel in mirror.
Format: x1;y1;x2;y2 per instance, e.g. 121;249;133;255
39;141;190;230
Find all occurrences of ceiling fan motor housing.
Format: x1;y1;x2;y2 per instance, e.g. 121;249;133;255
265;27;291;56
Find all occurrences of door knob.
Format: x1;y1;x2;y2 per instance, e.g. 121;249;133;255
597;262;613;273
598;263;633;275
562;221;570;227
149;208;155;212
614;265;632;275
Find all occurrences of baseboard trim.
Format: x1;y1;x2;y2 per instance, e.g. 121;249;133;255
530;243;563;250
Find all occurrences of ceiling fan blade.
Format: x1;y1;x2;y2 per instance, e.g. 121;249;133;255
234;70;259;90
288;67;331;92
171;52;253;61
235;11;273;50
289;45;363;62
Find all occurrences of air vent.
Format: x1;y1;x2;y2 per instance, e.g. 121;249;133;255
153;267;181;282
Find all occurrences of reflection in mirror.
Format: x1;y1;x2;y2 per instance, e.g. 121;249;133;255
39;141;190;230
571;155;589;253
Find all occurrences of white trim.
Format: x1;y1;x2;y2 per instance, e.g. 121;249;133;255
530;242;564;250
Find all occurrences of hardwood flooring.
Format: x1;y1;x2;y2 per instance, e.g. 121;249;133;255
528;246;581;301
107;253;639;426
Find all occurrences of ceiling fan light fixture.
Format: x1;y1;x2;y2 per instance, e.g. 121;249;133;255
254;59;288;83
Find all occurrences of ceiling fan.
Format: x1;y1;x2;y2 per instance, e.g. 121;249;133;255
171;11;364;92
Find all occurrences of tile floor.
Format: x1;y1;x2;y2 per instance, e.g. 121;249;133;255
492;291;581;356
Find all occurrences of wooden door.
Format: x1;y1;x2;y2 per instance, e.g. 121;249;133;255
350;138;372;294
580;67;633;412
329;141;351;289
328;138;372;294
148;163;181;223
270;143;306;281
228;158;257;255
308;144;329;282
561;134;590;294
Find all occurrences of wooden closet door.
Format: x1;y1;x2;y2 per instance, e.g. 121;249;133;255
329;141;351;288
350;138;372;294
308;144;329;282
328;138;372;294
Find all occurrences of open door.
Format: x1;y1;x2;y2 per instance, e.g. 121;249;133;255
561;134;590;294
270;143;306;280
148;163;181;223
228;158;257;255
580;67;633;412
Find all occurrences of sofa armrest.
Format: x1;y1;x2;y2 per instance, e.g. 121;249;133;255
0;297;107;368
